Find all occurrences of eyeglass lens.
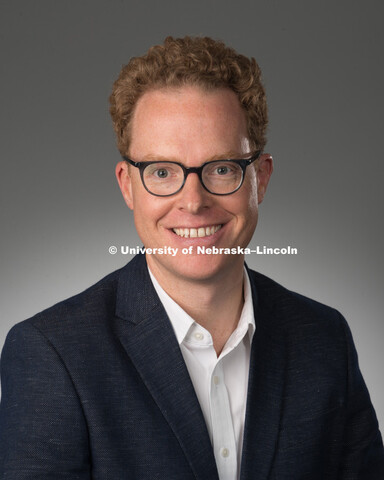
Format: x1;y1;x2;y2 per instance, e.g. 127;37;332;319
143;161;244;195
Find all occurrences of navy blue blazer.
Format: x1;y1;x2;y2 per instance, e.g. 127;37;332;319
1;254;383;479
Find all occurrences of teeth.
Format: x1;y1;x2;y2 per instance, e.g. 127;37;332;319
173;225;222;238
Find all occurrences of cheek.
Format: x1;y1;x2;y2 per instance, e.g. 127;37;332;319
246;185;258;211
237;178;259;217
131;191;171;234
219;173;258;218
130;177;155;215
238;182;259;237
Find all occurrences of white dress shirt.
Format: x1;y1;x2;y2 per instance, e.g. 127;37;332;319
148;268;255;480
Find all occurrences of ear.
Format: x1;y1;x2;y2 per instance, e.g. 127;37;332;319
115;161;134;210
256;154;273;204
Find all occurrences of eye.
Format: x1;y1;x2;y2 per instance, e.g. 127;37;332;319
144;163;182;182
155;168;169;178
206;162;238;177
216;166;230;175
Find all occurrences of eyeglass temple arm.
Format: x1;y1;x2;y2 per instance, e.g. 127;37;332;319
122;156;141;167
246;151;262;165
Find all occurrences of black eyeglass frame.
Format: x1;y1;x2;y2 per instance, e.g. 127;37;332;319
122;151;262;197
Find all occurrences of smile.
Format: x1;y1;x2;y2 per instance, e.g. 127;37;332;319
172;225;222;238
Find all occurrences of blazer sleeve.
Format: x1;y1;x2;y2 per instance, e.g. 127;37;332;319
0;321;91;479
339;315;384;478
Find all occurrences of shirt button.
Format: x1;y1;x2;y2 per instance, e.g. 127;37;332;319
213;376;220;385
194;332;204;341
220;447;230;458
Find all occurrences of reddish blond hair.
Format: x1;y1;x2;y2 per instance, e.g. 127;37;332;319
110;36;268;155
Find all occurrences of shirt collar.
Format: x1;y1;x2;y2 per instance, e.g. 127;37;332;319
148;267;255;347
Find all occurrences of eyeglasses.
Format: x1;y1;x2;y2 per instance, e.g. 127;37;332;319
122;151;261;197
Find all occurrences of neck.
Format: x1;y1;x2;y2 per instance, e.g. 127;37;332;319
147;255;245;355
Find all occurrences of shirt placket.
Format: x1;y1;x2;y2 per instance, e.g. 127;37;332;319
210;360;237;480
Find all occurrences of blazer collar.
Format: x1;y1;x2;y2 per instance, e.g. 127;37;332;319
240;266;288;480
115;254;219;480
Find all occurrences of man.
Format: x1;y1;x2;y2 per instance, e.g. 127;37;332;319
0;36;383;479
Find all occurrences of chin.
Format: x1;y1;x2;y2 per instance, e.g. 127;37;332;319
163;253;242;283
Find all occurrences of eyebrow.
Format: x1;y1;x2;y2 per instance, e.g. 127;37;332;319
136;151;250;163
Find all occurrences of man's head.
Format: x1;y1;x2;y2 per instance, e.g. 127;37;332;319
112;37;272;286
110;36;268;155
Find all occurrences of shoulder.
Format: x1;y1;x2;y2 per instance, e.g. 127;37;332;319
4;259;137;352
246;269;363;408
3;254;151;359
24;268;121;333
246;267;350;344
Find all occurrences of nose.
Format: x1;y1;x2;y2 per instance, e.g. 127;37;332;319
176;172;211;214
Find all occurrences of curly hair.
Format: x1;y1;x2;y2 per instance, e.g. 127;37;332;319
109;36;268;155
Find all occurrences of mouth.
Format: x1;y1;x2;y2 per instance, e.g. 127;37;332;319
172;225;222;238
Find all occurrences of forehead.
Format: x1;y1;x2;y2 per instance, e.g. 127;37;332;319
129;86;249;160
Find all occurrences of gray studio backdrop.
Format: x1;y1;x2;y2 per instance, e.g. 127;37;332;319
1;0;383;429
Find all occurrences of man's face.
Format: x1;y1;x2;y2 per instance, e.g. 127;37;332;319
116;86;272;284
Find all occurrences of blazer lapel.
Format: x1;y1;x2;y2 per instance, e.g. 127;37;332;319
240;269;287;480
115;255;219;480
